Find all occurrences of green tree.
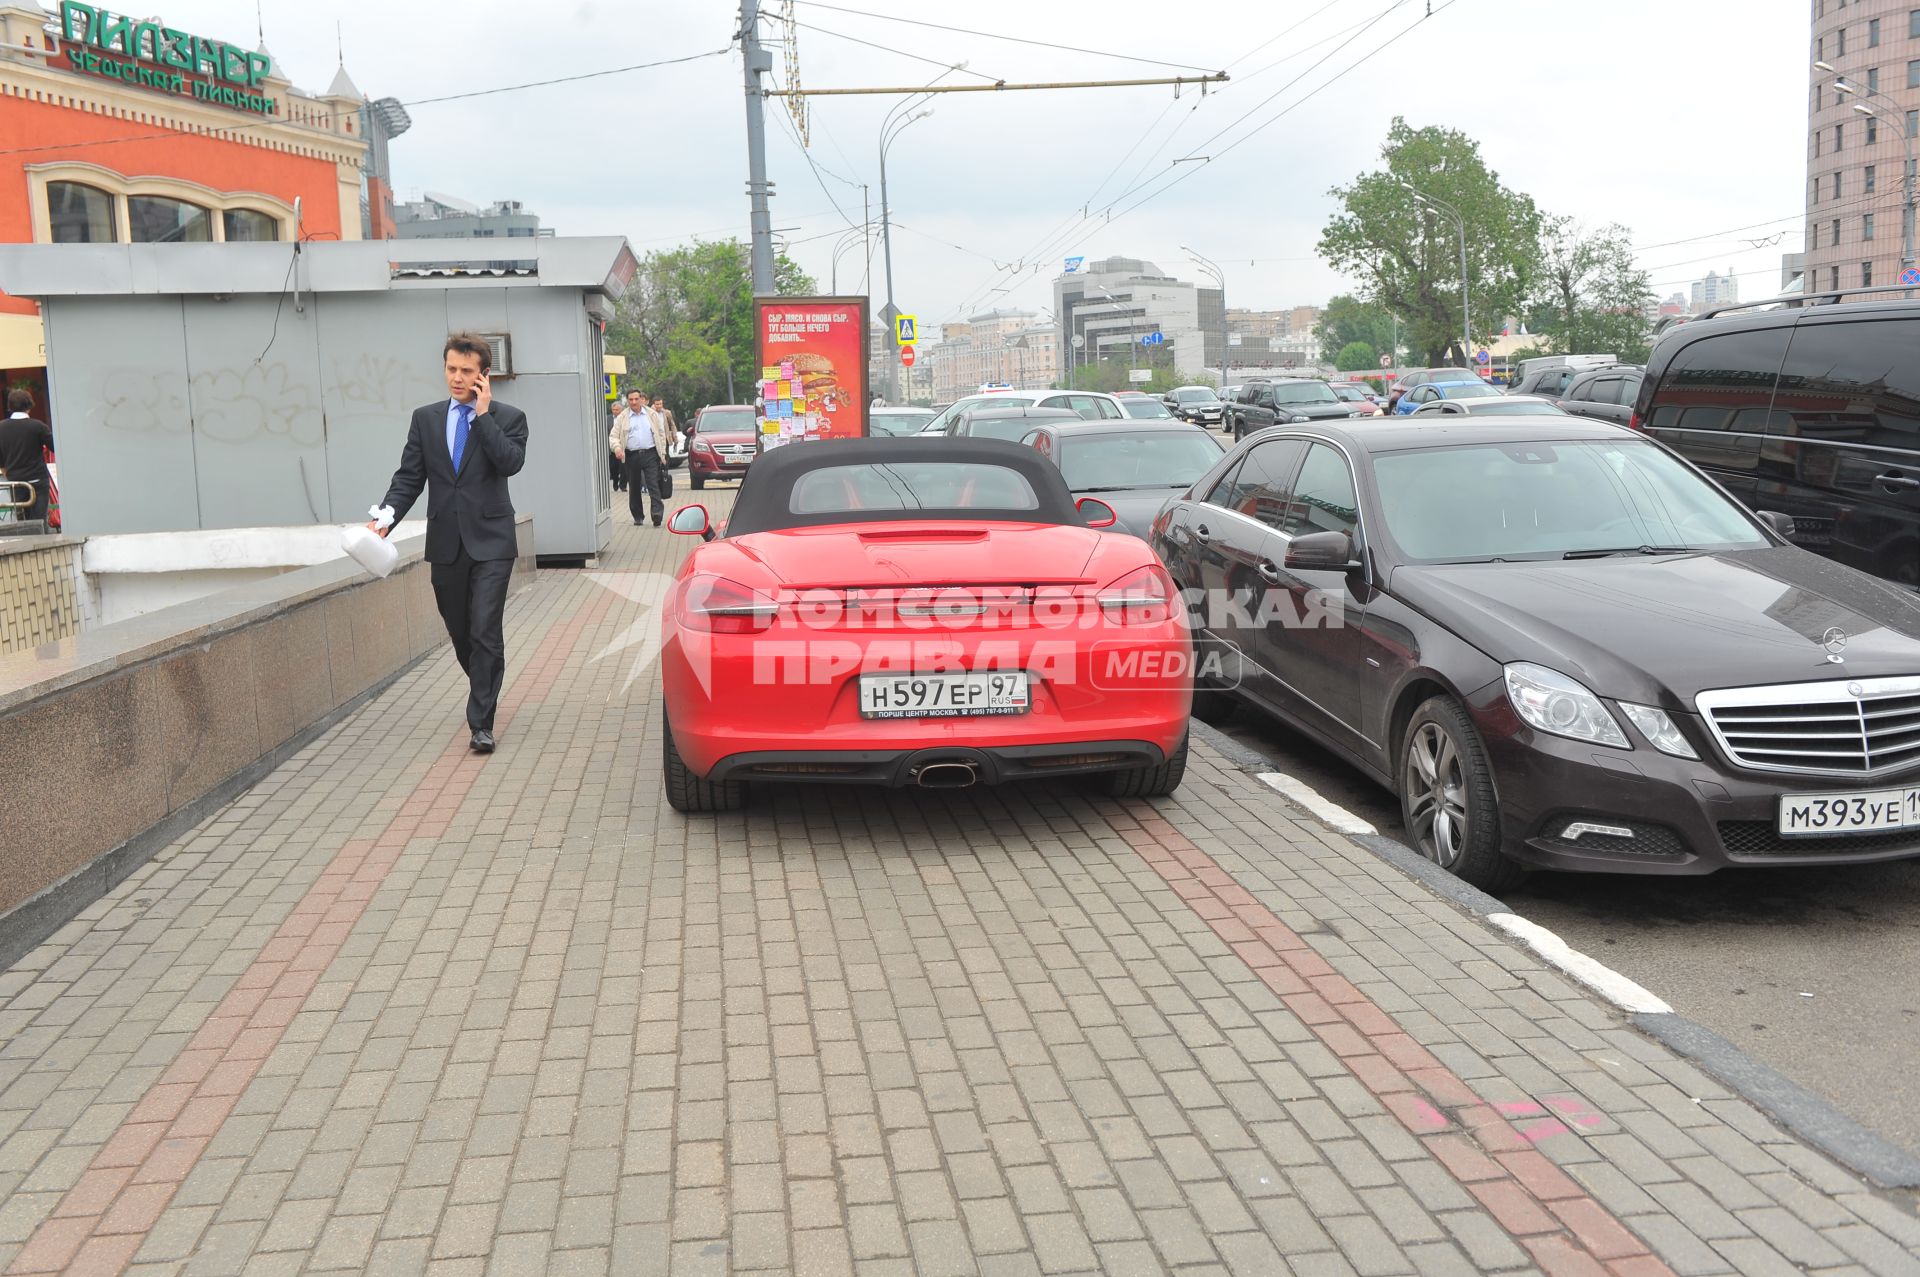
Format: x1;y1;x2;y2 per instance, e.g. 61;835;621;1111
605;240;816;422
1316;294;1397;364
1318;118;1541;366
1530;217;1655;363
1053;353;1192;395
1334;341;1379;373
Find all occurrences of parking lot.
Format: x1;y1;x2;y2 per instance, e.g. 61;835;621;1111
0;502;1916;1276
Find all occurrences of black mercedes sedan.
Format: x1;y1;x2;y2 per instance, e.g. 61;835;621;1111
1149;417;1920;889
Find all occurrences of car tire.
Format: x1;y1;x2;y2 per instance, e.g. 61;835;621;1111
663;704;748;813
1103;733;1189;797
1398;696;1521;892
691;473;705;491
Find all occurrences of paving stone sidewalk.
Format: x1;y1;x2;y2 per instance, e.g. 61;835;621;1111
1;490;1917;1277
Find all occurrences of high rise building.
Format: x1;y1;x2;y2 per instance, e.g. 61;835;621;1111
1052;257;1223;383
1804;0;1919;296
1689;269;1740;312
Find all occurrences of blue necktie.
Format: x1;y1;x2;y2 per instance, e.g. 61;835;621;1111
452;404;472;471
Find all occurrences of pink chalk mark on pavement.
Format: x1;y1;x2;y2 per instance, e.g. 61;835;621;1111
1494;1097;1608;1143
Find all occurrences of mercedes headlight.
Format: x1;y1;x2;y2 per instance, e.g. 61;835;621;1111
1504;663;1629;748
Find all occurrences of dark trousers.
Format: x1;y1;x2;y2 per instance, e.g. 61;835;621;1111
625;451;663;524
22;481;47;527
432;542;514;732
610;450;626;490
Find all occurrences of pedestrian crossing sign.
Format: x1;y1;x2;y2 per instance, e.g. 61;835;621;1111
895;314;917;346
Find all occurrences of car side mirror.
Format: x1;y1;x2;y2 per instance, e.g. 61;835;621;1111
1077;497;1118;528
1284;530;1360;571
668;504;714;540
1755;510;1796;540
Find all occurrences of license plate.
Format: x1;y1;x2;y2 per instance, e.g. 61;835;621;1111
1777;786;1920;836
858;671;1030;719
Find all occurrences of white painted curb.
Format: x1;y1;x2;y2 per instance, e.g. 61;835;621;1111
1485;912;1673;1015
1257;772;1377;836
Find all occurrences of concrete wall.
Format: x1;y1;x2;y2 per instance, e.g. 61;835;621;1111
0;516;534;968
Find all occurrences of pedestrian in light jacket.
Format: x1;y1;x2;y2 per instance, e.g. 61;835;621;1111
610;389;678;526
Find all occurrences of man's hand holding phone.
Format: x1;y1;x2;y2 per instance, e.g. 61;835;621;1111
471;372;492;417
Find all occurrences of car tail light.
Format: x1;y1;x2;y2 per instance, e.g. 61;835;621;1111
1626;410;1642;431
1094;565;1175;626
681;576;778;634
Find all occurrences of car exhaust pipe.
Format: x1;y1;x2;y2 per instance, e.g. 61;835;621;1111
916;762;979;789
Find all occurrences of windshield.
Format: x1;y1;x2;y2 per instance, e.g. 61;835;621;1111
1172;388;1219;404
869;410;933;437
963;415;1045;442
924;395;1032;432
698;408;757;432
1121;398;1174;418
1426;367;1483;383
1446;400;1568;416
1331;385;1365;400
1372;439;1768;562
790;462;1040;515
1059;431;1223;490
1437;383;1500;399
1273;383;1340;406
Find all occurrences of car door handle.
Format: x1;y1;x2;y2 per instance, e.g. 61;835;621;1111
1256;560;1282;583
1194;524;1212;542
1875;471;1920;489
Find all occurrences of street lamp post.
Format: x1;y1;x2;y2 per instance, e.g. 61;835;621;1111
830;223;868;295
1182;245;1226;394
878;102;934;403
1400;179;1470;365
1096;286;1137;375
1824;64;1917;297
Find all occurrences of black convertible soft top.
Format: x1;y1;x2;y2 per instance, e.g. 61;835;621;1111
721;437;1083;536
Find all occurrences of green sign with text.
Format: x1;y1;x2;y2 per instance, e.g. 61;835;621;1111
58;2;278;116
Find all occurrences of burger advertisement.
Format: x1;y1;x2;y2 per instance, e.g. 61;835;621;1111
754;296;871;451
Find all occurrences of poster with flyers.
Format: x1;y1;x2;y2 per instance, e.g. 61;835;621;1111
754;296;870;452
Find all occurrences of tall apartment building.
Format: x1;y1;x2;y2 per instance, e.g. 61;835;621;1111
1804;0;1920;296
1689;269;1740;311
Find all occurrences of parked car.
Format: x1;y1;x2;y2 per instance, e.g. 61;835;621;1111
1411;394;1569;417
1330;383;1381;416
1555;365;1643;425
1509;354;1619;398
921;390;1129;433
661;437;1193;808
869;407;935;437
687;405;760;490
1018;418;1225;538
1386;366;1482;413
950;405;1079;442
1149;413;1920;888
1118;396;1177;420
1392;380;1504;414
1634;296;1920;589
1224;378;1369;440
1164;385;1226;428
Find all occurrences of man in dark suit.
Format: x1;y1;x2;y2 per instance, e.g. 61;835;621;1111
369;333;528;753
0;389;54;527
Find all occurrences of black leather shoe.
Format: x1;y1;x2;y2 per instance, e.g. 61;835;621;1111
470;730;495;754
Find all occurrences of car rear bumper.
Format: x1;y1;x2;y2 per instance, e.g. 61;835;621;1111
705;739;1170;786
689;453;752;480
1474;700;1920;874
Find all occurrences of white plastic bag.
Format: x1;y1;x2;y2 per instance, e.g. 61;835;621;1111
341;524;399;578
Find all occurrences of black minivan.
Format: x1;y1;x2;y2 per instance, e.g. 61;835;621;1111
1634;297;1920;589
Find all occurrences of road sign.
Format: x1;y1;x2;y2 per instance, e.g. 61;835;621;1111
878;301;901;334
1064;256;1084;274
1140;331;1165;347
1475;348;1491;365
895;314;917;345
1902;267;1920;286
1070;334;1086;349
1128;369;1152;383
1228;333;1242;347
900;344;916;367
1379;354;1393;368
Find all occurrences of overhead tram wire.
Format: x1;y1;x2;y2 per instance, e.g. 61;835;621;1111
792;0;1220;73
0;44;734;158
791;20;1006;82
941;0;1417;319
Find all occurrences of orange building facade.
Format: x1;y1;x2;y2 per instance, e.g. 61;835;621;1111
0;2;373;416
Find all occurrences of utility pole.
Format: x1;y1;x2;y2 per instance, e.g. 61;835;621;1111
740;0;775;294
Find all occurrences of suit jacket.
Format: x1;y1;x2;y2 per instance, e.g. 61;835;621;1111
609;407;677;460
382;398;528;564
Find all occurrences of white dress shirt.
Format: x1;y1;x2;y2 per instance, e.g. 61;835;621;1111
623;408;657;452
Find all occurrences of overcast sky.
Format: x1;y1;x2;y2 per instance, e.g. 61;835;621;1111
174;1;1807;328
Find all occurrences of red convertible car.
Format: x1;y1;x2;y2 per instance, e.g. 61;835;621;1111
661;438;1193;810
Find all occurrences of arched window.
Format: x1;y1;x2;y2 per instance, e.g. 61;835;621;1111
47;181;116;243
128;195;211;243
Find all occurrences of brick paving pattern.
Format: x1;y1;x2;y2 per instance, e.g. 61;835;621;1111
0;485;1916;1276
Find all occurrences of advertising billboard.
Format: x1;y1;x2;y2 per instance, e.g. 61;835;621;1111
754;295;869;452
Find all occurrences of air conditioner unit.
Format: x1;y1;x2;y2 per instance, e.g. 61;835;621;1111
480;332;512;377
